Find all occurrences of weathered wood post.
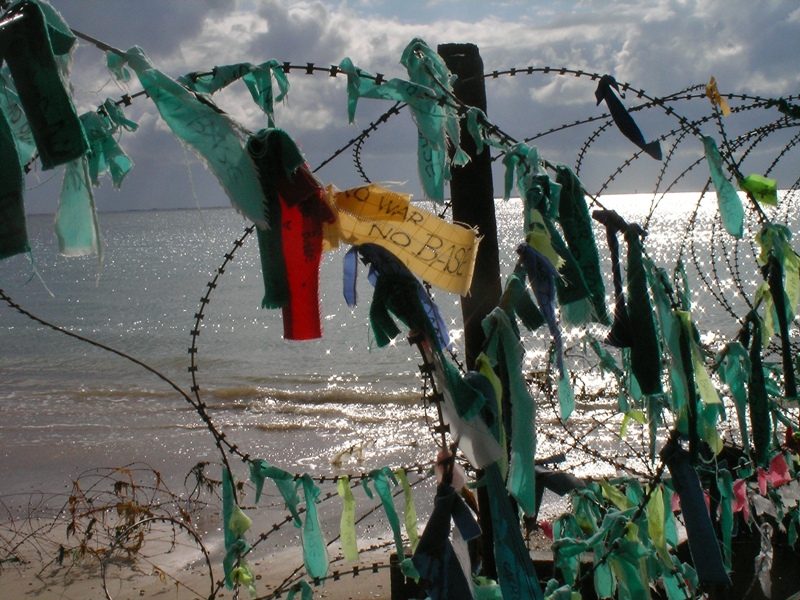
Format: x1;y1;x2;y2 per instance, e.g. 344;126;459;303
439;42;503;580
438;43;502;371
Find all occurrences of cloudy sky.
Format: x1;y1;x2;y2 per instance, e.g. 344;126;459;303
23;0;800;213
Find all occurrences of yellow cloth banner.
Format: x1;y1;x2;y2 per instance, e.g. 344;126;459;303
706;76;732;116
328;184;479;296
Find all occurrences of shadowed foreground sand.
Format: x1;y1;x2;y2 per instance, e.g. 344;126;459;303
3;547;395;599
1;513;401;600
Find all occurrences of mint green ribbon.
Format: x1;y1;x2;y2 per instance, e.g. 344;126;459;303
222;468;253;590
395;468;419;553
336;476;359;562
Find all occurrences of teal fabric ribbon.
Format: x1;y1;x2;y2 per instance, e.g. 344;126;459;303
435;352;505;468
522;172;593;327
79;102;136;188
364;468;404;557
339;43;462;202
400;38;468;201
624;227;662;396
286;580;314;600
555;165;609;325
249;459;302;527
644;260;690;414
354;244;449;351
702;135;744;239
502;142;544;203
0;68;37;164
106;51;131;83
483;307;538;515
502;268;546;332
121;46;268;228
717;342;751;452
0;0;88;169
179;60;289;127
485;463;544;599
55;157;101;260
766;254;797;398
716;468;734;570
300;474;329;579
0;103;27;260
741;312;772;466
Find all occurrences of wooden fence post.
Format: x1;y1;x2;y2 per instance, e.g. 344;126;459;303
439;42;502;581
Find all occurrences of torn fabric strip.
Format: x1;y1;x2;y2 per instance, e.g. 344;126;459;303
333;184;478;295
180;60;289;127
624;226;662;396
336;476;359;562
248;128;334;339
122;46;268;228
249;459;302;527
555;165;609;325
55;157;101;259
351;243;451;350
0;102;28;260
483;307;539;514
412;482;481;600
595;74;661;160
485;463;544;599
660;437;730;585
702;135;744;239
0;68;36;164
300;473;329;579
79;103;135;188
0;0;87;169
705;76;732;116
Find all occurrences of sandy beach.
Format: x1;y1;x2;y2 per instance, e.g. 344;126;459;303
5;556;395;600
2;519;400;599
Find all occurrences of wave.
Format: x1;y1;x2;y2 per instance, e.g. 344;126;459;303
203;384;421;406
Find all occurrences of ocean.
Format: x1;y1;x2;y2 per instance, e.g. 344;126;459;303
0;194;756;503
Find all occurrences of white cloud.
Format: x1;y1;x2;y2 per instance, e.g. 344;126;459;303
25;0;800;214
